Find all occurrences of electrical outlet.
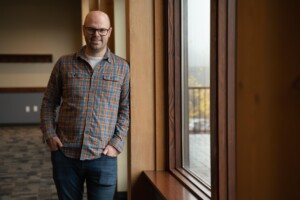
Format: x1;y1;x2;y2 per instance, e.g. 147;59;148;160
33;105;38;112
25;106;30;112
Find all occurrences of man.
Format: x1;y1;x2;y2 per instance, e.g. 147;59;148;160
40;11;129;200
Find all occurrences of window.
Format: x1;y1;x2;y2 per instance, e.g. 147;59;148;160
181;0;211;186
167;0;237;199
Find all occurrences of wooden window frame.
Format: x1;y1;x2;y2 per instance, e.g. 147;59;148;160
167;0;237;199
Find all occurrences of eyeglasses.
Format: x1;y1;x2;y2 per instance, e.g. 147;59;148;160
83;26;111;36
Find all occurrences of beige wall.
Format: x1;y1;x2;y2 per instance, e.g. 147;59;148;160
0;0;82;87
114;0;128;192
237;0;300;199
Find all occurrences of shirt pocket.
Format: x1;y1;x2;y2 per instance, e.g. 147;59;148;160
100;74;122;102
103;74;121;84
64;72;90;99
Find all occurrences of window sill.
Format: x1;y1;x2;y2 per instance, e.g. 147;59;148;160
143;171;209;200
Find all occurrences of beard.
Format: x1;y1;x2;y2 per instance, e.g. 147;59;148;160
84;35;108;56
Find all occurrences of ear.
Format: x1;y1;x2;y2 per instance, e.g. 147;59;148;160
107;27;113;37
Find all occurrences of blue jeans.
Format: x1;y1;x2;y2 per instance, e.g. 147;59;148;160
51;150;117;200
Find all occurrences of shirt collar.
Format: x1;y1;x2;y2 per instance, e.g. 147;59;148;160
76;46;112;63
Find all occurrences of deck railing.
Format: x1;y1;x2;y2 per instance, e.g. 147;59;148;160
188;86;210;133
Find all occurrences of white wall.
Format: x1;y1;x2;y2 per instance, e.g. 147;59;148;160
0;0;82;87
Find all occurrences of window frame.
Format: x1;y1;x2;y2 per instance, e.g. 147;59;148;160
167;0;237;199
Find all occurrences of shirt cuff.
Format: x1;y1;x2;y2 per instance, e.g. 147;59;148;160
108;136;124;153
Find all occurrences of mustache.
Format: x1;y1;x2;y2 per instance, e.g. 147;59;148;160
91;35;102;39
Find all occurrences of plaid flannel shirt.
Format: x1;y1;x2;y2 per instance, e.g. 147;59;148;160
40;47;130;160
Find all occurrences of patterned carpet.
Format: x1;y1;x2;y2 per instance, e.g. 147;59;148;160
0;125;58;200
0;125;126;200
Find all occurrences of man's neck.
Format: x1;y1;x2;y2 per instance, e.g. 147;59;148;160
85;47;107;57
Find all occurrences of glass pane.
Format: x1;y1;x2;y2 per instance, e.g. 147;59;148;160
181;0;211;186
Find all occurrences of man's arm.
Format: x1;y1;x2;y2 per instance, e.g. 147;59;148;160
40;59;63;146
108;64;130;153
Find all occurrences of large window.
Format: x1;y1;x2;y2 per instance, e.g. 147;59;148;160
167;0;237;199
181;0;211;186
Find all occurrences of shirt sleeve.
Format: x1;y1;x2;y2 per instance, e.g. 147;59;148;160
108;63;130;153
40;59;62;142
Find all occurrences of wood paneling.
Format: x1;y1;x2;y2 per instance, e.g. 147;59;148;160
81;0;89;45
154;0;167;171
237;0;300;199
126;0;156;199
227;0;237;199
88;0;98;11
99;0;115;53
167;0;182;170
218;1;230;198
210;0;219;199
167;0;176;170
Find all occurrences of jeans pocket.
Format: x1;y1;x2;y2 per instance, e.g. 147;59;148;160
98;157;117;186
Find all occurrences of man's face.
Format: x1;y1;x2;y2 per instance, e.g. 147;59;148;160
83;14;112;53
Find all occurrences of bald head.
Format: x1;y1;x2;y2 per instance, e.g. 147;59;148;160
82;11;112;57
84;11;111;28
